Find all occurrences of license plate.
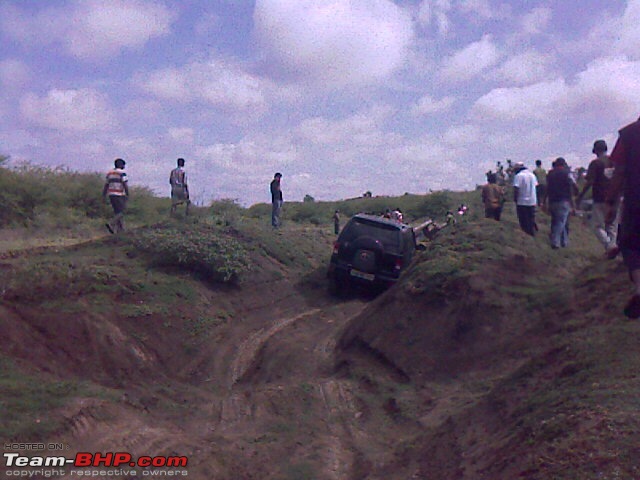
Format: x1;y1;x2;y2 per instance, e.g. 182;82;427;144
350;269;375;281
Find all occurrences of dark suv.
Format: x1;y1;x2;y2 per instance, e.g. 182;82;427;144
327;213;417;294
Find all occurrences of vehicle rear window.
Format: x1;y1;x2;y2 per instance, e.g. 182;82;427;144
340;218;402;250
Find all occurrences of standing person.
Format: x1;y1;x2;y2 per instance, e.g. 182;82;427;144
544;158;577;249
270;172;283;228
333;210;340;235
576;140;617;253
169;158;190;216
513;162;538;236
481;172;505;221
533;160;547;206
606;116;640;318
102;158;129;234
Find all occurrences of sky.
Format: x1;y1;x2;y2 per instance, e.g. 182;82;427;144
1;0;639;206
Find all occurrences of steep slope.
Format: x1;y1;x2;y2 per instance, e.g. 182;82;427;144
336;217;640;479
2;210;639;479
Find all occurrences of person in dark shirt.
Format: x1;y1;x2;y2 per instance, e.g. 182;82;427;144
606;116;640;318
577;140;617;252
270;172;283;228
543;157;577;249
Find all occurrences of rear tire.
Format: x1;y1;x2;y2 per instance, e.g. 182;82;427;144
329;275;347;298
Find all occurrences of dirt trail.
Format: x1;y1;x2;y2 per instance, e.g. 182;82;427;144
43;277;377;479
8;222;588;479
230;307;322;386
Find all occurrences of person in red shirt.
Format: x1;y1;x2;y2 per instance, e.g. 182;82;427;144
607;116;640;318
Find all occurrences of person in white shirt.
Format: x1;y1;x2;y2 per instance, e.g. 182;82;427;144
513;162;538;236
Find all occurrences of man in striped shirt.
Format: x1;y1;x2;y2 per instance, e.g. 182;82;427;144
102;158;129;234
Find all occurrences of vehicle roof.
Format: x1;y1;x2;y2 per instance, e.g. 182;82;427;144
351;213;411;231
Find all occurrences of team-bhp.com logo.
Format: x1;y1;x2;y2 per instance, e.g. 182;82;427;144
4;452;189;468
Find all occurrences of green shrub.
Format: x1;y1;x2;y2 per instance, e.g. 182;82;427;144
414;191;453;219
287;202;327;225
209;199;245;226
0;161;168;227
131;225;250;282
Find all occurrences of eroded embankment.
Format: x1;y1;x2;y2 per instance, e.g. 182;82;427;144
335;219;640;479
3;218;640;480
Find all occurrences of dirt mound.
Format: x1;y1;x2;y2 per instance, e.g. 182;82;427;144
334;220;640;479
338;224;550;385
3;216;640;479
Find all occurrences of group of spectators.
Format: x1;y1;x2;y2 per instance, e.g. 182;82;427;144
481;116;640;319
101;116;640;320
102;157;191;234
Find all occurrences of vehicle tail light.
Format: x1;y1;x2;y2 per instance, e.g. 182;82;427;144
394;258;403;271
333;242;340;255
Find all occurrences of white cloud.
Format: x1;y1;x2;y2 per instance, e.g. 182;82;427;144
494;50;554;85
295;105;396;148
416;0;451;36
168;127;195;145
520;7;552;35
139;58;269;115
0;0;173;60
68;0;173;59
441;124;481;147
475;56;640;122
19;88;116;132
121;99;166;125
253;0;413;87
572;56;640;118
384;136;474;192
197;133;302;174
440;34;501;82
411;95;456;116
0;59;30;90
458;0;509;20
617;0;640;59
472;79;570;121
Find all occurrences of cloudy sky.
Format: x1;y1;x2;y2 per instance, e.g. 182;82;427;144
1;0;639;205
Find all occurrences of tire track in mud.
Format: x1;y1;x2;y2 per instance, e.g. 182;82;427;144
63;399;225;477
318;379;359;479
229;307;323;387
221;299;369;479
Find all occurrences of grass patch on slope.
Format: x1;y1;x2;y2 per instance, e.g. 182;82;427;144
0;357;98;441
131;223;250;282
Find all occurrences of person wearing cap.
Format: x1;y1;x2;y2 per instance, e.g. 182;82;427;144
270;172;283;228
169;157;190;216
544;157;578;249
577;139;617;253
512;162;538;236
606;116;640;318
102;158;129;234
